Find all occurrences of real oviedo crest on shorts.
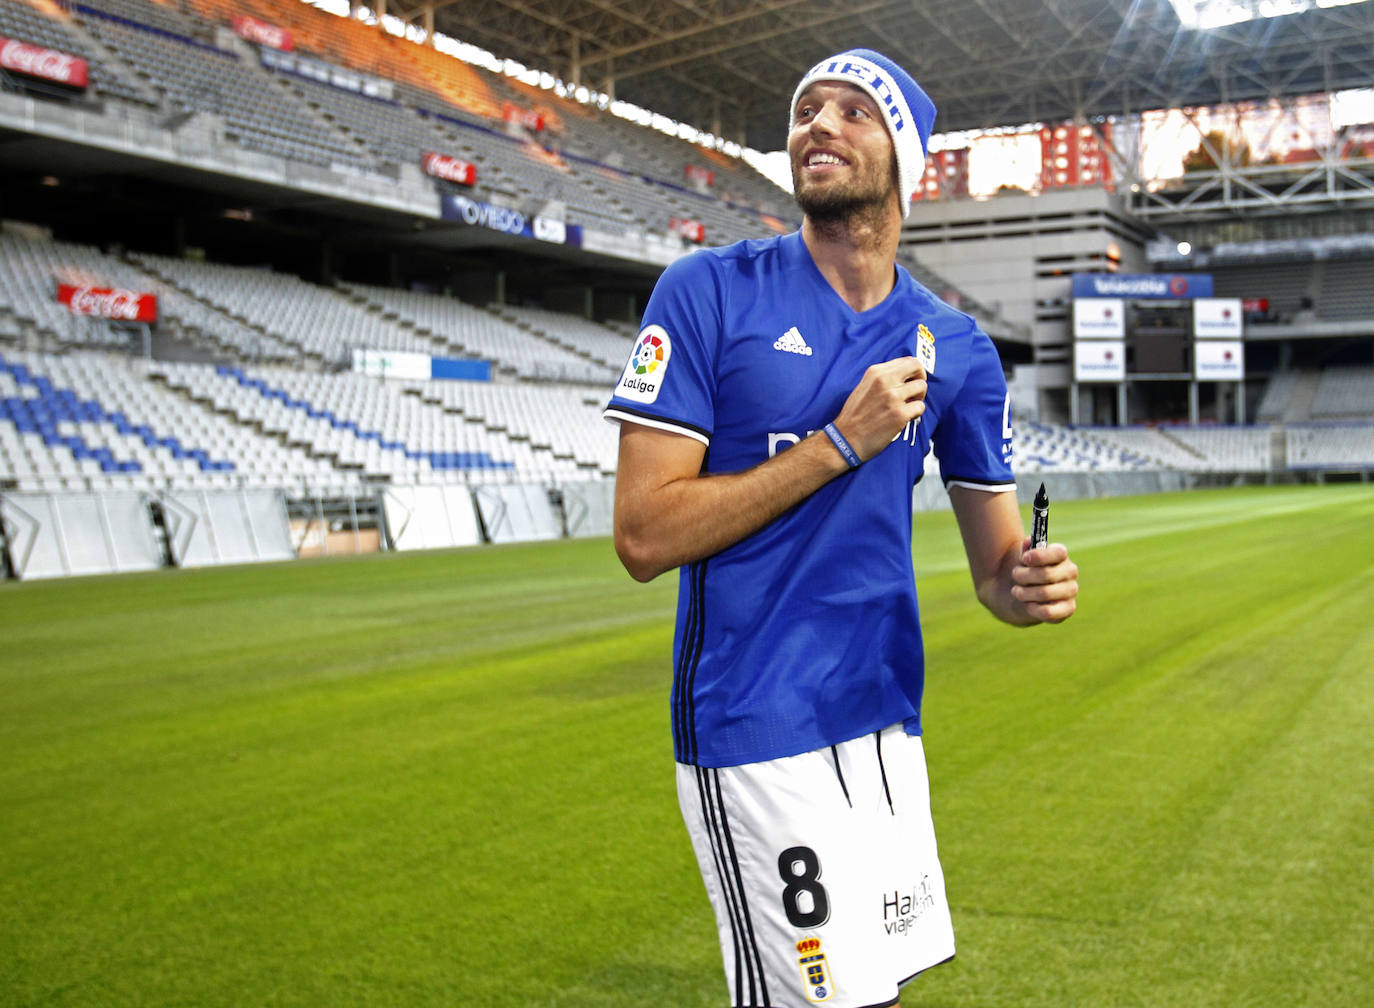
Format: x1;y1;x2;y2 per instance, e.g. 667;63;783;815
795;936;834;1002
616;324;672;404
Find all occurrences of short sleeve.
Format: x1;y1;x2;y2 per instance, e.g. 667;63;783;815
934;329;1017;491
603;251;722;446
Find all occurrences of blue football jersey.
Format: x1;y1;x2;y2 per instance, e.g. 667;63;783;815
605;231;1015;767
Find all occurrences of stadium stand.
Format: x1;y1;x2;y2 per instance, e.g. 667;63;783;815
15;339;1368;500
69;3;372;170
1316;259;1374;322
1212;255;1374;326
157;361;538;483
3;208;1371;501
1212;261;1315;323
1156;425;1272;473
1254;369;1298;422
1285;422;1374;470
0;348;352;493
0;0;153;104
411;378;618;477
2;0;1371;579
1013;421;1161;473
0;347;620;493
0;231;298;360
1;0;802;248
127;252;438;366
338;282;614;383
1;0;1008;325
1009;422;1294;476
1253;365;1374;423
1310;365;1374;418
487;303;632;374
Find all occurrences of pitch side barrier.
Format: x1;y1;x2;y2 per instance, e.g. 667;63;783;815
0;481;617;580
912;470;1247;515
380;481;613;551
912;467;1368;516
0;488;293;580
11;473;1362;580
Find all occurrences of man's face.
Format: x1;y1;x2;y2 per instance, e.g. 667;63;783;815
788;81;898;221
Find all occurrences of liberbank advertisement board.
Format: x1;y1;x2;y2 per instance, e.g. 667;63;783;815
1073;297;1124;339
1074;340;1126;383
1071;273;1214;299
1195;340;1245;381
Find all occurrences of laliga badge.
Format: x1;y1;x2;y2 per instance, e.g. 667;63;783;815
616;324;672;404
916;323;936;374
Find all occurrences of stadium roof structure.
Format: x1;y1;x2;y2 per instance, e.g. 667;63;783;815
406;0;1374;151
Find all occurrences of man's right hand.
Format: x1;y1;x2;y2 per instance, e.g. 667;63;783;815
828;356;928;463
613;357;928;581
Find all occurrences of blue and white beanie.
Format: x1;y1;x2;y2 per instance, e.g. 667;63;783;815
791;48;937;218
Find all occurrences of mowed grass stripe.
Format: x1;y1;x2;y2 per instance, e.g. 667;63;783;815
919;485;1374;1007
1;485;1371;1007
3;629;690;1006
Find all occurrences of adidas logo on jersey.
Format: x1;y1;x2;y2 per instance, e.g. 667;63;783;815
774;326;813;356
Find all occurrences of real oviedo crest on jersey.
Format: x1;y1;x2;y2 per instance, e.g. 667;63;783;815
616;324;672;404
916;323;936;374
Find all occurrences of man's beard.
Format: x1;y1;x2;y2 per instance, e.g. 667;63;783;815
792;161;898;230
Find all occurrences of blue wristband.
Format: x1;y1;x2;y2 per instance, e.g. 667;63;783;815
823;422;862;469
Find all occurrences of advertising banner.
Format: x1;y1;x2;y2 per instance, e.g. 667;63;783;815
1193;297;1243;338
440;194;581;247
421;152;476;186
1194;340;1245;381
502;104;544;131
383;485;482;551
231;15;294;51
57;284;157;323
1073;298;1124;339
0;36;89;89
352;349;430;381
430;357;491;381
531;216;566;244
1074;340;1125;382
684;164;715;186
353;349;491;382
442;194;529;237
258;47;392;99
669;217;705;243
1071;272;1213;299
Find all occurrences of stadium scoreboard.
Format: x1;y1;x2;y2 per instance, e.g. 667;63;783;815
1071;273;1245;425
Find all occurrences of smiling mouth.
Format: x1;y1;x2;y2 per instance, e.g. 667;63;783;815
805;152;848;169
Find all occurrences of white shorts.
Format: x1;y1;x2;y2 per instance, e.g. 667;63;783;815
677;725;955;1008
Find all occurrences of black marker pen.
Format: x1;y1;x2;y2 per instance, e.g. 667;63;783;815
1032;482;1049;549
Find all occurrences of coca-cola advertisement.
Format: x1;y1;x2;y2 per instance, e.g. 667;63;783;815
231;15;294;52
0;36;90;90
502;104;545;132
669;218;705;243
684;164;715;187
421;152;477;186
56;284;158;323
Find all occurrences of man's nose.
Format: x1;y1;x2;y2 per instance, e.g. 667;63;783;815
809;101;843;136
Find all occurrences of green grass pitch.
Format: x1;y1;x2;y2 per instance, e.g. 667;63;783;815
2;484;1372;1007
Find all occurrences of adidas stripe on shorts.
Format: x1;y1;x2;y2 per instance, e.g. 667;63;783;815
677;724;955;1008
